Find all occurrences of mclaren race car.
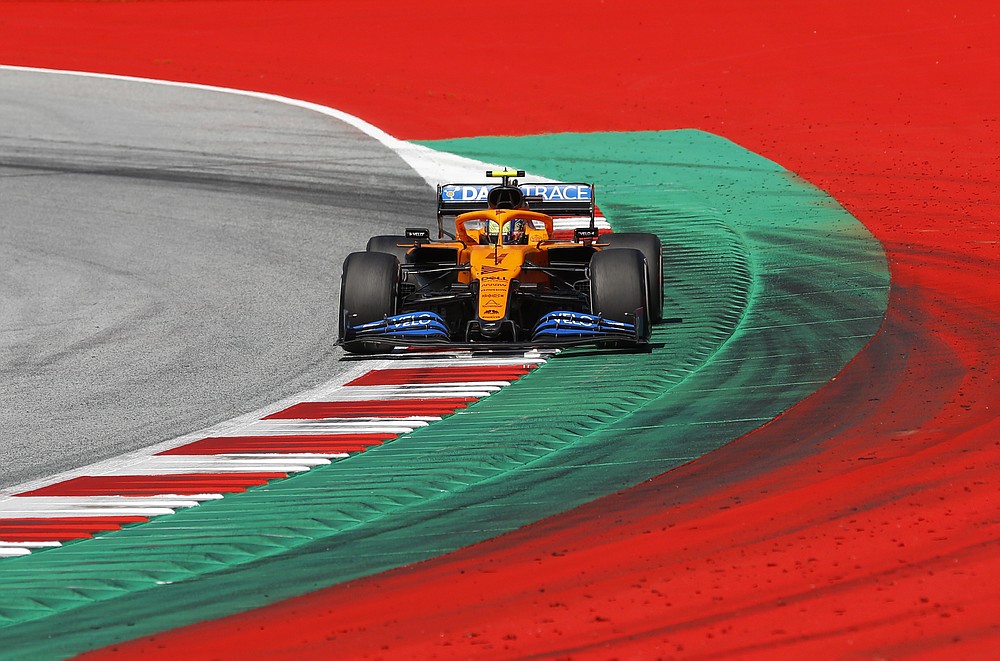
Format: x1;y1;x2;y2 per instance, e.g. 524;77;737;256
338;170;663;353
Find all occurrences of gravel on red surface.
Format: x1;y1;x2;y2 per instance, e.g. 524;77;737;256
2;1;998;657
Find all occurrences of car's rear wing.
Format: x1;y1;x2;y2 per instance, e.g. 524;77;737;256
436;181;596;238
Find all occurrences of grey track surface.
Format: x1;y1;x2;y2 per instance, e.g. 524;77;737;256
0;69;430;488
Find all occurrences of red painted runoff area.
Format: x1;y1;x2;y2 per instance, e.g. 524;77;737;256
345;365;534;386
0;531;93;542
0;518;148;542
2;0;998;658
16;474;286;498
263;398;475;420
157;434;393;455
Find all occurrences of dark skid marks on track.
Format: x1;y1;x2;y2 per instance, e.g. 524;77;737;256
0;142;431;215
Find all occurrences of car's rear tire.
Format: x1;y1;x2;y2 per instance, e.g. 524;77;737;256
602;232;663;323
339;251;400;353
366;235;411;263
589;248;650;340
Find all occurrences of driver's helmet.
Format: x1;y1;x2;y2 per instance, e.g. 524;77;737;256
486;218;527;244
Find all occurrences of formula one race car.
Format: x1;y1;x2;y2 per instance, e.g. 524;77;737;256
338;170;663;353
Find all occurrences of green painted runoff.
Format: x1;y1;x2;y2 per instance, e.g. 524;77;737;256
0;130;888;658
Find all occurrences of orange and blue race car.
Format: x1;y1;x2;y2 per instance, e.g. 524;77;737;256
338;170;663;353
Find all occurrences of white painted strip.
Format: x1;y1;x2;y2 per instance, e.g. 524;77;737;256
371;354;552;367
101;458;327;475
247;418;436;429
299;380;503;396
0;496;215;512
323;388;499;399
97;492;226;500
0;541;62;548
350;382;511;389
223;421;425;435
97;465;313;475
552;217;612;229
0;548;31;557
0;507;178;517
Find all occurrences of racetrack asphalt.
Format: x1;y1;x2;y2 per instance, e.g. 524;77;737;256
0;69;430;488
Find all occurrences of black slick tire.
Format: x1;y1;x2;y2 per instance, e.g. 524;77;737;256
602;232;663;323
339;251;400;353
366;235;411;263
589;247;650;341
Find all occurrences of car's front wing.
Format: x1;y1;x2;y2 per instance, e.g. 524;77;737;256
339;310;648;352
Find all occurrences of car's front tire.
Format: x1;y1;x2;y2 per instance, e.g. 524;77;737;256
589;247;650;340
602;232;663;323
339;250;400;353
